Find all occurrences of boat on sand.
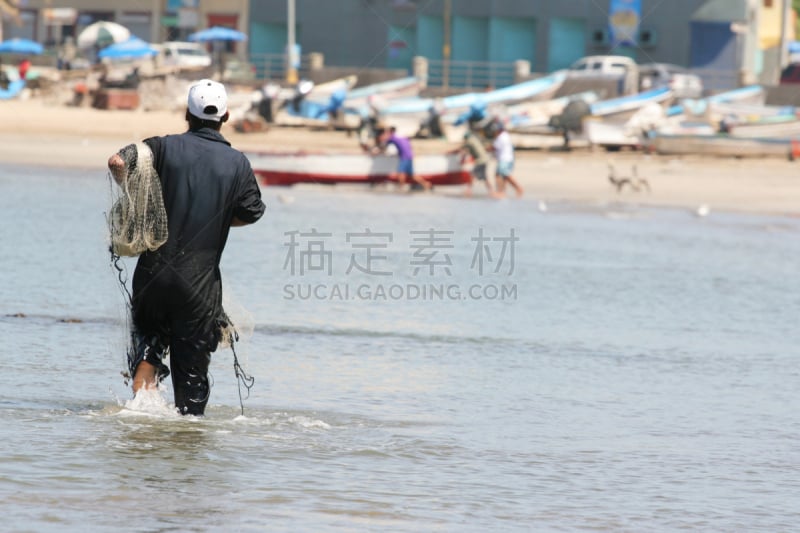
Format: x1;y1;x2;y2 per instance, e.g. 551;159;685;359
245;151;471;187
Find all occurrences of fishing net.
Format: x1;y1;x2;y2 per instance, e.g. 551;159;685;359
108;142;168;257
106;144;255;414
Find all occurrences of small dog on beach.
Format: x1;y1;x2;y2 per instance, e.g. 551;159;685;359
607;163;650;193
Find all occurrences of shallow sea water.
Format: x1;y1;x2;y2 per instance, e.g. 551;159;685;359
0;163;798;531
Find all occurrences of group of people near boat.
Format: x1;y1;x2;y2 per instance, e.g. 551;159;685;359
453;121;524;198
361;117;525;198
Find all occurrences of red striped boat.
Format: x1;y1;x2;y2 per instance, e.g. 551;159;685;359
245;151;471;187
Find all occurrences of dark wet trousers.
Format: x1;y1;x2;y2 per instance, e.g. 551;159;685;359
171;351;212;416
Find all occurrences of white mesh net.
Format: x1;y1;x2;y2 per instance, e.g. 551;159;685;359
108;142;168;257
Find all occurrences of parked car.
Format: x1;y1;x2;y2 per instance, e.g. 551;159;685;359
639;63;703;99
779;63;800;85
567;55;637;77
566;55;639;96
154;41;212;70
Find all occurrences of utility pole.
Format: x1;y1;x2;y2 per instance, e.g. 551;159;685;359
443;0;451;91
779;0;791;69
286;0;298;83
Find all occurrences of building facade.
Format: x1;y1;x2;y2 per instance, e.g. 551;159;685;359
0;0;249;55
2;0;793;85
248;0;791;87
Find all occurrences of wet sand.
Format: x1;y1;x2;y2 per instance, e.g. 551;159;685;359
1;98;798;217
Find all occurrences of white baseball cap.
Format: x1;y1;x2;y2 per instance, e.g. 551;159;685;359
187;79;228;121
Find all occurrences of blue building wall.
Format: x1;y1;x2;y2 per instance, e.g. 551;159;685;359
387;25;416;71
547;17;585;71
248;0;717;79
488;17;537;64
250;21;289;55
452;16;489;62
417;15;443;61
689;21;737;69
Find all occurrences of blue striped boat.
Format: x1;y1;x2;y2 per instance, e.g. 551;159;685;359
376;70;568;117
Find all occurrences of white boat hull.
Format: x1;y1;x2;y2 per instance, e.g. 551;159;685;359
245;151;471;187
650;134;792;158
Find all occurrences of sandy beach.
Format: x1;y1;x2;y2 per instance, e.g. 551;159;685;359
1;98;798;217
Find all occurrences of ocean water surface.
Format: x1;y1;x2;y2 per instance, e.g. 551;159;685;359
0;163;798;531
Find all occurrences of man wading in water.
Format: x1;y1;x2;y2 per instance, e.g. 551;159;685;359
108;79;266;415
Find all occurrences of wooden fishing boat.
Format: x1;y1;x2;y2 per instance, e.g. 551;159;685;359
330;76;425;131
584;102;669;148
0;79;25;100
504;91;599;131
667;85;766;121
342;76;423;110
375;71;568;137
378;71;567;117
273;75;359;126
589;86;674;120
245;151;471;187
582;88;674;148
728;117;800;139
649;133;792;158
308;75;359;98
485;91;599;149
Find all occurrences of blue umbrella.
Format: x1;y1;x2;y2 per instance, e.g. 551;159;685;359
98;36;157;59
188;26;247;43
188;26;247;77
0;38;44;55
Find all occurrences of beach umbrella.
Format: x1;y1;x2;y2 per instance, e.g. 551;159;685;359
98;36;157;60
77;21;131;50
188;26;247;77
187;26;248;43
0;38;44;55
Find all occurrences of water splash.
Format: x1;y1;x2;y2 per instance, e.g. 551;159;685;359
119;388;179;418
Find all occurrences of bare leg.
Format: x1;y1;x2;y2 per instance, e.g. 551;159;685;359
132;360;159;393
464;179;473;197
413;175;432;191
484;179;501;198
495;175;506;197
506;175;524;197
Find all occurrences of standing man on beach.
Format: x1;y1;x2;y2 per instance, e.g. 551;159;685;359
491;121;524;198
107;79;266;415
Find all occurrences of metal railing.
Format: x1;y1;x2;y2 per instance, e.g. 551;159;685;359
247;53;519;90
249;52;311;82
245;54;742;96
427;58;517;90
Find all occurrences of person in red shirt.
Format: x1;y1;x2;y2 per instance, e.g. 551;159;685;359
18;58;31;80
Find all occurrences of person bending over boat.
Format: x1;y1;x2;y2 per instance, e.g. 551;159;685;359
450;129;499;198
107;79;266;415
377;126;432;192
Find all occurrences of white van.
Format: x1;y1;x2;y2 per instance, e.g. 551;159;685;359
566;55;639;95
155;41;212;70
568;55;637;76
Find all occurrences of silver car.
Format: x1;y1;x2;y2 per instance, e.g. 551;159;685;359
639;63;703;99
